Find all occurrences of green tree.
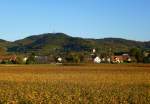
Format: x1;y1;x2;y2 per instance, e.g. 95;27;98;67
65;52;84;63
129;48;143;63
143;53;150;63
26;53;36;64
15;55;24;64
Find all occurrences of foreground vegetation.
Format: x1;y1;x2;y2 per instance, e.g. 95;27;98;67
0;64;149;104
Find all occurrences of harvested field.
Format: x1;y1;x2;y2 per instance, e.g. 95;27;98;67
0;64;149;104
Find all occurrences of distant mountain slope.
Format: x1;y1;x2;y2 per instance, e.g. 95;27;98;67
0;33;149;55
0;39;11;55
0;39;10;46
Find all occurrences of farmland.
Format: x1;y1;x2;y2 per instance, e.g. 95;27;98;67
0;64;149;104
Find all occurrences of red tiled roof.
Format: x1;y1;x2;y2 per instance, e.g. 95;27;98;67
0;55;17;61
111;56;123;61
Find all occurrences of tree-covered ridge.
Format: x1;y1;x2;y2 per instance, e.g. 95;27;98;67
0;32;149;55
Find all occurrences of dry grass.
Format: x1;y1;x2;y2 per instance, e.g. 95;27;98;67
0;64;149;104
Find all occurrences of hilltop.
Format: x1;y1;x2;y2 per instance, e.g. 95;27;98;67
0;33;150;55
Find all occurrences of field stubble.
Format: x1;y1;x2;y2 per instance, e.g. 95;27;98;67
0;64;149;104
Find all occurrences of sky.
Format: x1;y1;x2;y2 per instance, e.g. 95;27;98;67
0;0;150;41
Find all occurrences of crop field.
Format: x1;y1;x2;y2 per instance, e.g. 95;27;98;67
0;64;149;104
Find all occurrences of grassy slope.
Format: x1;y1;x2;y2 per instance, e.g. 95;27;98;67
0;64;149;104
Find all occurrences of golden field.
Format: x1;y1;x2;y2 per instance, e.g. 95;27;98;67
0;64;149;104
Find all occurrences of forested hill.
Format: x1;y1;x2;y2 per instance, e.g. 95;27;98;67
0;33;150;55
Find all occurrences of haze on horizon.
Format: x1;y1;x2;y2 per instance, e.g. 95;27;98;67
0;0;150;41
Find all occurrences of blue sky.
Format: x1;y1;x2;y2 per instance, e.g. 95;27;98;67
0;0;150;41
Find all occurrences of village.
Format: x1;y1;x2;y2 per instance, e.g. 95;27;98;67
0;48;150;64
1;48;149;64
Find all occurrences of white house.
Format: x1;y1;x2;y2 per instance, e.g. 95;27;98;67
57;57;62;63
94;56;101;63
106;58;111;63
93;48;96;53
